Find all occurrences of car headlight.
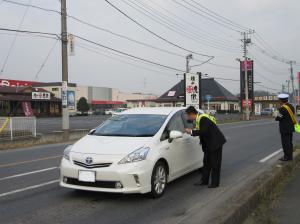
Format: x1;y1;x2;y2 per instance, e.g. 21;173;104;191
63;145;73;161
118;147;150;164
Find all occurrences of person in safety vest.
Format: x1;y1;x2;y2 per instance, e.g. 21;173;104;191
185;106;226;188
275;93;295;161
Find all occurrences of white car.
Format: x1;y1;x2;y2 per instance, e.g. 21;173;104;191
112;108;127;116
60;107;203;198
104;109;114;115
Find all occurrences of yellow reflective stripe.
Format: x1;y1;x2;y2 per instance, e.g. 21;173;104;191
0;117;10;134
195;113;217;130
283;105;297;124
195;114;201;129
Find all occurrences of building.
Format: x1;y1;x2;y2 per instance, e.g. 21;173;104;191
0;78;157;115
254;94;280;109
155;78;239;113
0;86;61;116
32;82;77;115
76;86;124;114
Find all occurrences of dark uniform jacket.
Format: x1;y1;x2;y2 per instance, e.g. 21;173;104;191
191;117;226;152
275;103;295;134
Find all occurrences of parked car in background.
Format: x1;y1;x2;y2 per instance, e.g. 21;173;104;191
112;108;127;116
105;109;115;115
60;107;203;198
205;109;216;115
261;108;273;116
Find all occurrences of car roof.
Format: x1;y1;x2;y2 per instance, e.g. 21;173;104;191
122;107;185;115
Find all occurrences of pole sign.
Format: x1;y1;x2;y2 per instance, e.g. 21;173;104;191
184;73;201;109
62;81;68;108
240;60;254;112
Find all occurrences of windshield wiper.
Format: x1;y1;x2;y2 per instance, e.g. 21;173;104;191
92;133;153;137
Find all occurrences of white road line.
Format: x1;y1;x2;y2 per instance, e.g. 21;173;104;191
259;149;283;163
0;167;58;181
0;180;59;198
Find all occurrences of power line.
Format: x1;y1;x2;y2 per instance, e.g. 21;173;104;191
0;0;31;75
144;0;239;45
104;0;215;59
188;0;251;31
2;0;59;13
0;27;60;38
171;0;242;33
34;39;59;80
4;0;217;61
73;34;185;73
120;0;241;52
76;42;177;78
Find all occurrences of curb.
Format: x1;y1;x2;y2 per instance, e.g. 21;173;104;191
217;149;300;224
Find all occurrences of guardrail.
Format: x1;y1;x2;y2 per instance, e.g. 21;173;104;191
0;117;36;141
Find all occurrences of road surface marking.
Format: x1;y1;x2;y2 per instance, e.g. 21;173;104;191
0;167;58;181
259;149;282;163
0;180;59;198
0;155;61;168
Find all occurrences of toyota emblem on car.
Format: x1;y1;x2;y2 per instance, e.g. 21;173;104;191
85;157;93;165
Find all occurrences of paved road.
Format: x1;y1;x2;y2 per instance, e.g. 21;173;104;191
1;119;299;224
36;115;110;134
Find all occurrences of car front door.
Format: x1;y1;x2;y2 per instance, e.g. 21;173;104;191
160;111;189;179
181;112;203;170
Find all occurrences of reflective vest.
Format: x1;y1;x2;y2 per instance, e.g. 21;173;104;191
195;113;217;130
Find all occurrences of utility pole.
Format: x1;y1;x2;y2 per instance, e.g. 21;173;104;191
186;54;193;73
289;60;296;104
282;84;285;93
61;0;69;139
241;31;253;121
287;80;290;94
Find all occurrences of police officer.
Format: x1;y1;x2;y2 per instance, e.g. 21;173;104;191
275;94;295;161
185;106;226;188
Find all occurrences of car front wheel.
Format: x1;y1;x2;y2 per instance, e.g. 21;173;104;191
149;161;168;198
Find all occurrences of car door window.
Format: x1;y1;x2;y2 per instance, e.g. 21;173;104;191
182;112;194;129
161;111;185;141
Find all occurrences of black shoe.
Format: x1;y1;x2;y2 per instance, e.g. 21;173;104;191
208;184;219;188
194;180;208;186
279;157;290;162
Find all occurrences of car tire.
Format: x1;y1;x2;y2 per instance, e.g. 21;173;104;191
149;161;168;198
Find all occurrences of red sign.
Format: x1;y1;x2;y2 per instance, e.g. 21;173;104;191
186;85;194;94
22;102;34;117
241;61;253;71
91;100;125;105
298;72;300;84
242;99;253;108
0;79;37;87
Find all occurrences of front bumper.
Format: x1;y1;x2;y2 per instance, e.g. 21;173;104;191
59;158;152;194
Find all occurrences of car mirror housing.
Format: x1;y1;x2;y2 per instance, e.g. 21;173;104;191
169;130;183;140
89;129;96;135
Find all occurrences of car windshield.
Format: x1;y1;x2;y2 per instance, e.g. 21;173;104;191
91;114;167;137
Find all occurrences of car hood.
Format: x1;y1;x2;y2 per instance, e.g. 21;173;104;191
71;134;152;155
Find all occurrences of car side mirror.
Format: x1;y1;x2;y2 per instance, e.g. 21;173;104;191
169;130;183;142
89;129;96;135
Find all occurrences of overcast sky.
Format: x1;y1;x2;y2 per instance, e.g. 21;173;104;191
0;0;299;95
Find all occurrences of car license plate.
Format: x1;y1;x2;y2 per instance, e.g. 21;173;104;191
78;170;96;182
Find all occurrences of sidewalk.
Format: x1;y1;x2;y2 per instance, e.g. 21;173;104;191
273;166;300;224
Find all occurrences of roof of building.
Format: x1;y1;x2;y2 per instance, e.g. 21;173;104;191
0;86;50;94
156;78;238;102
32;82;77;87
0;86;61;102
